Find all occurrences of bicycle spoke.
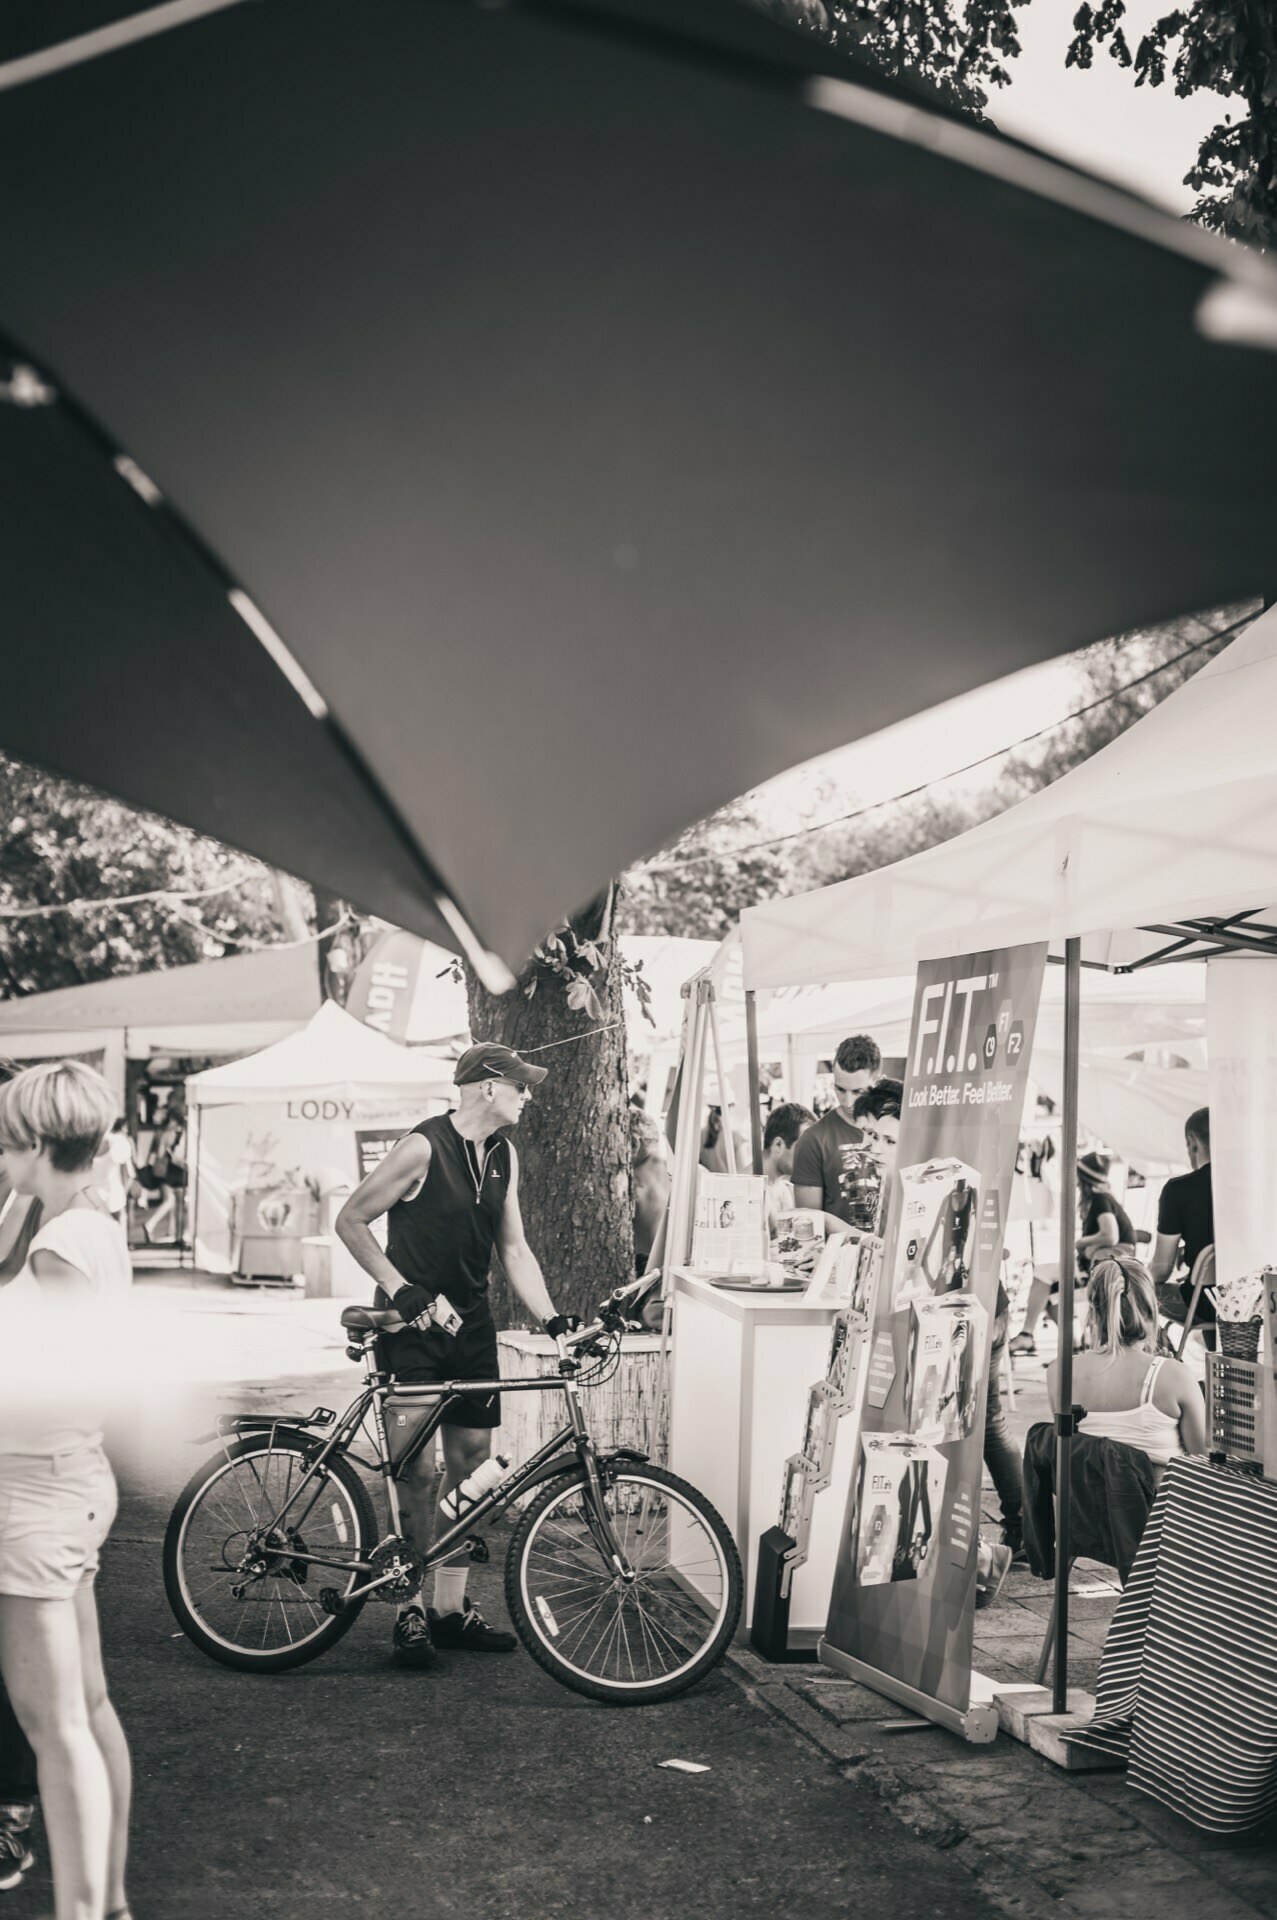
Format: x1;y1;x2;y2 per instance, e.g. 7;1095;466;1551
519;1471;732;1692
176;1448;365;1658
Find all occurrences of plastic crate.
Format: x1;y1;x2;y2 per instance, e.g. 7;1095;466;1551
1207;1354;1263;1467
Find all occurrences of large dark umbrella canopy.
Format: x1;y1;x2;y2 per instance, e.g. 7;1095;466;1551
2;0;1277;979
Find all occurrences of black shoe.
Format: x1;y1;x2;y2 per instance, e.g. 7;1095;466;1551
0;1805;35;1893
391;1606;442;1670
1002;1528;1030;1568
428;1603;517;1652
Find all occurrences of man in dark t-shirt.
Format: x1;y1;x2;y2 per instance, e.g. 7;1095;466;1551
338;1042;572;1669
1151;1106;1214;1330
792;1033;882;1234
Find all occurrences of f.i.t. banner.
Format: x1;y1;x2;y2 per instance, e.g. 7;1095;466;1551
824;943;1047;1714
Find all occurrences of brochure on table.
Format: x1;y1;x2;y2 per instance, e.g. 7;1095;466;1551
824;943;1047;1720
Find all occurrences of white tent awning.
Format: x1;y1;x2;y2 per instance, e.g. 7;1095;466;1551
741;607;1277;990
188;1001;456;1106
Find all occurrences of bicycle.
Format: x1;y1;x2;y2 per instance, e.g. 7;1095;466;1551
163;1276;743;1704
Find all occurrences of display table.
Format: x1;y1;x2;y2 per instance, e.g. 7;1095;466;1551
667;1268;854;1640
1068;1456;1277;1831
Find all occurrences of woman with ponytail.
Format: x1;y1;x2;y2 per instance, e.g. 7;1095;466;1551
1046;1253;1206;1479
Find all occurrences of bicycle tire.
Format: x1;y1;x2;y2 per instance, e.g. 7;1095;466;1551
505;1462;742;1705
163;1434;378;1673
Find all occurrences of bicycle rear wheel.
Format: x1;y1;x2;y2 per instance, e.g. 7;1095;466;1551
505;1462;742;1704
163;1434;377;1672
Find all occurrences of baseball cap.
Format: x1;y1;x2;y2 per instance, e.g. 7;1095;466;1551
454;1042;548;1088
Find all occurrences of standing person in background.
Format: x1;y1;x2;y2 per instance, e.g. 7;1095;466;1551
792;1035;882;1237
1150;1108;1214;1342
92;1123;134;1232
140;1099;185;1246
0;1062;134;1920
761;1102;816;1233
0;1105;42;1899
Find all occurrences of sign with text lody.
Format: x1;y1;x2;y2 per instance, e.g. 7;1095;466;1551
824;943;1046;1717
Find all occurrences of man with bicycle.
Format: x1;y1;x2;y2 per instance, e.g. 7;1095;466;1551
337;1042;575;1669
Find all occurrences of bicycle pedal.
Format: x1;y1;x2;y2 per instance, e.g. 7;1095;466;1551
318;1587;347;1617
466;1536;490;1564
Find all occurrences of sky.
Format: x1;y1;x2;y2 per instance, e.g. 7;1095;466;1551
751;4;1231;833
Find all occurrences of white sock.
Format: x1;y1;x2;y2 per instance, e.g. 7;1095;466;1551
433;1566;469;1616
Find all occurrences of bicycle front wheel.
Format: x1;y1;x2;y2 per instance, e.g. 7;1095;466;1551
164;1435;377;1672
505;1462;742;1704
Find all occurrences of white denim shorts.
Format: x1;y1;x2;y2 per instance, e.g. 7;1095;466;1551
0;1446;118;1602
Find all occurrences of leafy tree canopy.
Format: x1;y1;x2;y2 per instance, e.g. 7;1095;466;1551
0;751;296;999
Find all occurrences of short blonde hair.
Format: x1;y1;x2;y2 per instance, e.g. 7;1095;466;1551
0;1060;118;1173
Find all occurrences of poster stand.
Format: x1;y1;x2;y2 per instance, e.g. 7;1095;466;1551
751;1231;884;1660
816;1643;1000;1742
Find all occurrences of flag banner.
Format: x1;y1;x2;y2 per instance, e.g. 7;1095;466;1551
824;942;1047;1713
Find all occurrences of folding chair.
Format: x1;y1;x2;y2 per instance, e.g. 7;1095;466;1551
1176;1244;1215;1358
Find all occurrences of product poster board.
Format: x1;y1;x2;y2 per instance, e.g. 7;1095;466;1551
825;942;1047;1716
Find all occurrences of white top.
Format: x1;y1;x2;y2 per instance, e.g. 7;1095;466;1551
1080;1357;1182;1466
0;1206;132;1455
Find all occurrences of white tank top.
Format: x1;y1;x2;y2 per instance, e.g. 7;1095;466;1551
1080;1357;1181;1466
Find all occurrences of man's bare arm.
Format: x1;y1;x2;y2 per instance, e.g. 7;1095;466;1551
1149;1230;1182;1285
336;1134;431;1299
792;1185;852;1241
495;1148;557;1326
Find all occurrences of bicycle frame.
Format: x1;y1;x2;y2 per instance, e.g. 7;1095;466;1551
222;1331;637;1598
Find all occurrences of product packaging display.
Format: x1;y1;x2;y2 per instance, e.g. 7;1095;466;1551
774;1207;825;1277
692;1172;769;1277
890;1158;981;1311
779;1455;818;1544
906;1293;988;1445
852;1434;948;1589
799;1385;837;1489
825;1312;854;1403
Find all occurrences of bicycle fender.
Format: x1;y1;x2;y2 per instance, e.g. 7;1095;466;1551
191;1415;328;1446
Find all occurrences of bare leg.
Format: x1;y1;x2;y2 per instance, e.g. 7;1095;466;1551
1010;1274;1052;1353
0;1595;109;1920
437;1425;492;1532
74;1588;129;1918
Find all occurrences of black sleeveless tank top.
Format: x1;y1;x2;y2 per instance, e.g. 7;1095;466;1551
384;1112;509;1320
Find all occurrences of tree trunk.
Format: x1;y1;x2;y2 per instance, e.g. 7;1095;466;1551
465;900;634;1328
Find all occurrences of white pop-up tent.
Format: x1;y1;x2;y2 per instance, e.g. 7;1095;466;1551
188;1000;456;1275
0;941;320;1103
741;607;1277;989
735;604;1277;1712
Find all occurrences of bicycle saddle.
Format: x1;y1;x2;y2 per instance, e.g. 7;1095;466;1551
340;1306;404;1332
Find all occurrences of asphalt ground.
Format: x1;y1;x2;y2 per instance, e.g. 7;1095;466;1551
6;1442;999;1920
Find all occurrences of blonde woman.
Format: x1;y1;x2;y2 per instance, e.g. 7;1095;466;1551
1047;1253;1206;1480
0;1062;133;1920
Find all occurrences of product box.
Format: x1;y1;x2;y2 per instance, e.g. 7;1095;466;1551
906;1292;988;1445
889;1158;981;1312
852;1434;948;1589
774;1206;824;1278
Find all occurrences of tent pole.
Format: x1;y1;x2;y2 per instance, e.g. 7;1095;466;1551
647;983;710;1460
707;987;737;1174
1053;936;1081;1714
745;989;764;1176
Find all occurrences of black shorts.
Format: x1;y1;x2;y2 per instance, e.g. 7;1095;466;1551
376;1304;502;1430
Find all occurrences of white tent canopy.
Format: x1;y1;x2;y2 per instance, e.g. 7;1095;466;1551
188;1002;456;1275
741;606;1277;990
189;999;455;1106
0;942;321;1100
